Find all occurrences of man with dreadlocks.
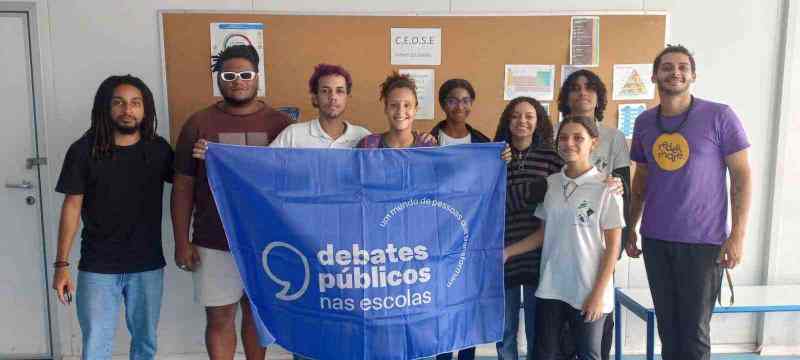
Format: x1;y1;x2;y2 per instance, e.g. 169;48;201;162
52;74;174;359
172;44;291;360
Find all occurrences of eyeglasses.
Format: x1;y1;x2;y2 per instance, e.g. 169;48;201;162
220;71;256;82
445;97;473;107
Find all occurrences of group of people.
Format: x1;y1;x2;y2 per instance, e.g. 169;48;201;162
51;42;751;360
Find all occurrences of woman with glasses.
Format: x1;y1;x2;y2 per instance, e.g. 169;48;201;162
429;79;491;147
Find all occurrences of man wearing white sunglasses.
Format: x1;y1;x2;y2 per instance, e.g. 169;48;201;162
172;44;291;360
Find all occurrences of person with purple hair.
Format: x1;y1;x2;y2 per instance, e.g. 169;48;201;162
269;63;371;148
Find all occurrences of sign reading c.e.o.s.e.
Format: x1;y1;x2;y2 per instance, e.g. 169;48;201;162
390;27;442;65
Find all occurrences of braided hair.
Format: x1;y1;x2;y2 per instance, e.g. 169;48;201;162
210;44;260;73
88;74;157;159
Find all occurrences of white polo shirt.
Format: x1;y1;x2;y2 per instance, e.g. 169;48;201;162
270;118;371;149
534;166;625;313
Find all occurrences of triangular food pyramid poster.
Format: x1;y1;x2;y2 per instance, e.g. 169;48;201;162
620;69;648;97
613;64;655;100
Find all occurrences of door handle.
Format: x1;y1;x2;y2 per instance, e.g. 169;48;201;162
5;180;33;189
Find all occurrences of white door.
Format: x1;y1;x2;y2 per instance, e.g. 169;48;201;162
0;12;52;358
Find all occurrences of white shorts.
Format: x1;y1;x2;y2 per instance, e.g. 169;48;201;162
192;246;244;307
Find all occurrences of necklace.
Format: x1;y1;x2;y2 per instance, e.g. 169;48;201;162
652;96;694;171
656;95;694;134
511;145;532;172
562;181;578;202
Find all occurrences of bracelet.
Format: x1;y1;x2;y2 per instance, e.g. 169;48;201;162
53;261;70;268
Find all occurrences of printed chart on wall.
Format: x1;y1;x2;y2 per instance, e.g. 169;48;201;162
210;23;266;97
612;64;654;100
618;103;646;139
570;16;600;66
541;102;550;118
504;64;555;101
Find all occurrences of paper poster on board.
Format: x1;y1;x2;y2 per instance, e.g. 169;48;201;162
504;65;555;101
570;16;600;66
210;23;266;97
391;28;442;66
612;64;655;100
399;69;435;120
541;102;550;117
561;64;597;85
617;103;647;139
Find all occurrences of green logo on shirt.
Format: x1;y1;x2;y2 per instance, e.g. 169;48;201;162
576;200;595;225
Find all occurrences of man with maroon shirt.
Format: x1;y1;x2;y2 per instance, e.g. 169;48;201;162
172;45;291;360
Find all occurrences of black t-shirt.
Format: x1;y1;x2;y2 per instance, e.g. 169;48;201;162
56;134;174;273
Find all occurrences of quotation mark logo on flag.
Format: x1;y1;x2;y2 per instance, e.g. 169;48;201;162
206;143;507;360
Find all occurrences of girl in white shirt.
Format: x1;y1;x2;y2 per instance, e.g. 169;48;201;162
503;115;624;360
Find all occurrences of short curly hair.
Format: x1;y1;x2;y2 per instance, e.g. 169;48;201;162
379;71;418;106
557;69;608;122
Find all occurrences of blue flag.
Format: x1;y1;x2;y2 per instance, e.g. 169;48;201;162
205;143;506;360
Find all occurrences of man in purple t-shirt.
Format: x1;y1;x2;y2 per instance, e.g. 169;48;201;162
626;45;752;360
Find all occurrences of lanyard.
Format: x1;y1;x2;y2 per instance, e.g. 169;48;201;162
717;267;735;306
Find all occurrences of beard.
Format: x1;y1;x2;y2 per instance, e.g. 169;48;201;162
320;107;344;120
313;96;345;120
112;117;142;135
219;78;258;107
657;79;690;96
222;93;257;107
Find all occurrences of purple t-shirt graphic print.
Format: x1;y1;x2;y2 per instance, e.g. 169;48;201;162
630;97;750;245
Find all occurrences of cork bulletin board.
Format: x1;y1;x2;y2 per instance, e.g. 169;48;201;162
161;12;666;144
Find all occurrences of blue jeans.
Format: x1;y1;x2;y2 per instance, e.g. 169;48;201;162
77;269;164;360
496;285;537;360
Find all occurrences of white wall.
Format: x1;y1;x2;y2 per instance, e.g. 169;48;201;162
3;0;797;357
761;0;800;354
